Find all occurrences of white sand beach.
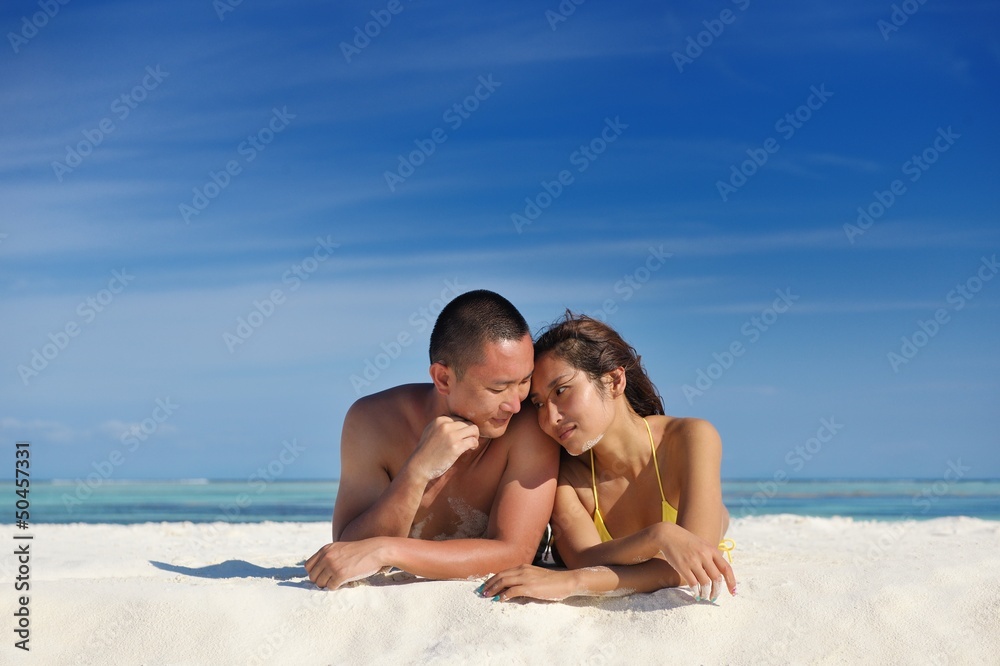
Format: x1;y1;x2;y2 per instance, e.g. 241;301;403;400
5;515;999;665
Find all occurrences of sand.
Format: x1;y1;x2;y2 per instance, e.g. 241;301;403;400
4;515;999;665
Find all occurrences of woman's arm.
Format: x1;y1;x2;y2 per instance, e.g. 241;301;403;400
551;468;726;578
547;430;735;598
485;468;733;602
672;418;729;547
486;516;733;601
481;558;684;602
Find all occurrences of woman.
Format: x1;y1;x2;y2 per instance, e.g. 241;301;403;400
480;313;736;603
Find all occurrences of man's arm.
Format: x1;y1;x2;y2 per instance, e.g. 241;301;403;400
308;415;559;585
333;398;482;542
331;399;423;541
386;417;559;577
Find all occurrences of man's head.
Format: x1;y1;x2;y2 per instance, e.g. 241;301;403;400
428;290;533;438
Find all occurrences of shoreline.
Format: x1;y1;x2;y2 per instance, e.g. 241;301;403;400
15;478;1000;524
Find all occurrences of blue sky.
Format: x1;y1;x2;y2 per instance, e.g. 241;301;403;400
2;0;998;482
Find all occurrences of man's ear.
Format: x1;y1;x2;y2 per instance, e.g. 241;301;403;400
429;362;452;395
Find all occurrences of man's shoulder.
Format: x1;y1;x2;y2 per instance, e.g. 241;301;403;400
557;448;590;489
344;384;432;445
496;408;558;465
351;383;432;416
498;407;546;442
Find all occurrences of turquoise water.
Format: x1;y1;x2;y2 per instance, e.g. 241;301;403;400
8;479;1000;524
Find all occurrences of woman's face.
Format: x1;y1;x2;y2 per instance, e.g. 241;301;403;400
529;352;614;456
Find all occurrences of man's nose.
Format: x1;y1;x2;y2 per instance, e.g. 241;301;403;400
502;388;522;414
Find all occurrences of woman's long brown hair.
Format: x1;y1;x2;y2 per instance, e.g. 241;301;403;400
534;312;665;417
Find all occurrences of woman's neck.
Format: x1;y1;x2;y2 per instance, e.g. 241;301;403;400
590;403;651;481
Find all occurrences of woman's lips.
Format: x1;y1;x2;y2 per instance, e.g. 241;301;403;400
558;425;576;441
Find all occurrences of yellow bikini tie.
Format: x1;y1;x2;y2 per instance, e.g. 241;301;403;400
719;538;735;564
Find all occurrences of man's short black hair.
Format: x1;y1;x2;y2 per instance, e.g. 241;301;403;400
429;289;529;377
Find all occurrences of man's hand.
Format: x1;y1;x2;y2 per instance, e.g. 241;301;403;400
407;416;481;482
305;538;388;590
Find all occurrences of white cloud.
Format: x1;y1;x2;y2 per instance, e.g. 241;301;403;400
0;417;79;443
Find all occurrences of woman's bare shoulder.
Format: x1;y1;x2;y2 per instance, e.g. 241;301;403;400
653;415;722;454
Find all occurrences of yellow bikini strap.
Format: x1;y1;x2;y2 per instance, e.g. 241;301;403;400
719;538;736;563
590;448;601;515
643;418;667;504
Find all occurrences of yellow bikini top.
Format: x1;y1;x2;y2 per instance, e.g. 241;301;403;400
590;418;734;562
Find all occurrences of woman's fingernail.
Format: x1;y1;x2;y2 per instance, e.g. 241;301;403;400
475;583;485;595
492;595;501;602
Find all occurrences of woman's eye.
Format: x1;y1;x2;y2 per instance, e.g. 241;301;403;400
555;386;568;396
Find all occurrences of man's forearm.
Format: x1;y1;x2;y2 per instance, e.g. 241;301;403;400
337;465;428;541
380;536;534;580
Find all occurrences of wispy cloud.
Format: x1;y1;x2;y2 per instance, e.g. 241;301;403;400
0;417;78;443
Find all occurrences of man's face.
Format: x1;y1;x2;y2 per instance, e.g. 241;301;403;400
446;334;533;439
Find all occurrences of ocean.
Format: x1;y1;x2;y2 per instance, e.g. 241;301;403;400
12;478;1000;524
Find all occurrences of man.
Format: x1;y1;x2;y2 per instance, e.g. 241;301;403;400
306;290;558;589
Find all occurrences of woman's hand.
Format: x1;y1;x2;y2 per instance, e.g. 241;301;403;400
480;564;579;602
651;522;736;601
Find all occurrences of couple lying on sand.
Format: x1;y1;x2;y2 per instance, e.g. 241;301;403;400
306;289;736;603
